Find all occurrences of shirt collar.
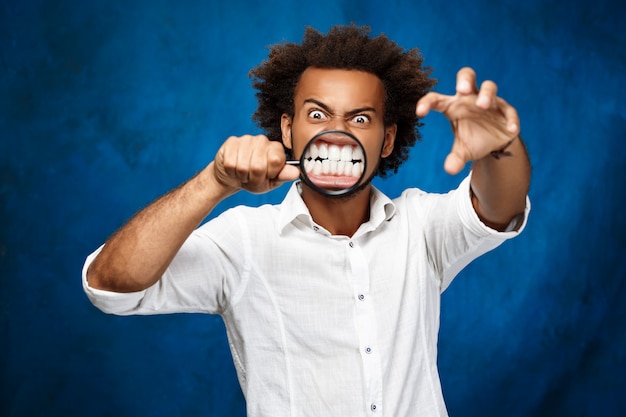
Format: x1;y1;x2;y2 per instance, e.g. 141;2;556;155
277;181;396;235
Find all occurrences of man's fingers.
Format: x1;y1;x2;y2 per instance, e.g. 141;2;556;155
443;152;467;175
234;137;261;184
418;68;521;176
456;67;477;95
276;164;300;182
444;140;471;175
265;144;295;181
497;97;521;135
416;92;451;116
245;138;280;185
476;80;498;109
244;151;266;185
219;136;242;179
217;134;294;192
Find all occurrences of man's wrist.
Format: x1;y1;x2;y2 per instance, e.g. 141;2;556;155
490;135;520;160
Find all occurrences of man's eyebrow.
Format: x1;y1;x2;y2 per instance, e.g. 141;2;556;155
303;98;377;116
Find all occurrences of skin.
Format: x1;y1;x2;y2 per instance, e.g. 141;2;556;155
280;68;397;236
417;67;530;229
87;66;530;293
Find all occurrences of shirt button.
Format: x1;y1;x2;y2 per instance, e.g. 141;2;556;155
349;241;354;248
313;226;319;232
371;403;377;412
358;294;365;301
365;346;372;354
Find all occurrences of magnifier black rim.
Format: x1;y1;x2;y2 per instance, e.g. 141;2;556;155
298;129;367;197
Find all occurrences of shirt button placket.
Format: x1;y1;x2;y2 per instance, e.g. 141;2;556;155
348;239;382;416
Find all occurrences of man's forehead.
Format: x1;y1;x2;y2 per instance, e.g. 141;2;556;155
294;67;385;109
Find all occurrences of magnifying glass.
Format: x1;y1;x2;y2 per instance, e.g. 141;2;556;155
286;130;367;197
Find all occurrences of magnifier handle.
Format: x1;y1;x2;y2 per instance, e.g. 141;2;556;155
285;160;301;166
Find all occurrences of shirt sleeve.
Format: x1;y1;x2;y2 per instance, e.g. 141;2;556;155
82;209;249;316
82;245;148;315
448;174;529;288
417;173;530;292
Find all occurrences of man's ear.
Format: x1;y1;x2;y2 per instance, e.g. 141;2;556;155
381;124;397;158
281;114;293;149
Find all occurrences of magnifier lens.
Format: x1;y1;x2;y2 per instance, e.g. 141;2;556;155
297;130;367;196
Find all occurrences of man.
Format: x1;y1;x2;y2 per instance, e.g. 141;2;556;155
83;25;530;416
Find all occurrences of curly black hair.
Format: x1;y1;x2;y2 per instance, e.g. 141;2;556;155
249;25;437;177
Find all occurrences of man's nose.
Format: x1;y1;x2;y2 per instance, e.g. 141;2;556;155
327;116;348;131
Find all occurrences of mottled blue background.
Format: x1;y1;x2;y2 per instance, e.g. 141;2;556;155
2;0;625;416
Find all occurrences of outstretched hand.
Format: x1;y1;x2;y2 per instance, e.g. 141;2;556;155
416;67;520;175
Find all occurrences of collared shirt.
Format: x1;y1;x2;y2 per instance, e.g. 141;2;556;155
83;175;530;417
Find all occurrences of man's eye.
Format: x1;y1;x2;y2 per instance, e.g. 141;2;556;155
309;110;326;120
352;115;369;124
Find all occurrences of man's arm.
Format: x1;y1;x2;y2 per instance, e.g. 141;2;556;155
87;135;299;293
416;67;530;230
470;136;530;230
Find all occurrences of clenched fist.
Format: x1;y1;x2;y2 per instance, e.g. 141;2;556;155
212;134;300;194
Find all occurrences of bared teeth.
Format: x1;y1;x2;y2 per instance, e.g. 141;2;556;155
318;143;328;159
353;146;364;162
313;160;323;175
304;142;364;177
328;144;340;161
321;159;330;174
340;146;352;162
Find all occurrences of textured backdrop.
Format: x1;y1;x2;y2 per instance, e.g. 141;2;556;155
1;0;625;416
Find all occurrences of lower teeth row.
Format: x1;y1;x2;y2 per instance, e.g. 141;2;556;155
304;159;364;177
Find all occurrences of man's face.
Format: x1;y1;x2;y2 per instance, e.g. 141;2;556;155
280;67;396;191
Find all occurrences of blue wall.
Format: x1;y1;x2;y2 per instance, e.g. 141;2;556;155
2;0;625;415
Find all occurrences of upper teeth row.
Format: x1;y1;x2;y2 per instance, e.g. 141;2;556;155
304;158;364;177
306;142;364;162
303;143;364;177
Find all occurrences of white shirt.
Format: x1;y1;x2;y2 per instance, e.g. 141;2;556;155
83;175;529;417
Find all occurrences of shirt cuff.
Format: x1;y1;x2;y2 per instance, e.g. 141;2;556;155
457;173;531;238
82;245;147;315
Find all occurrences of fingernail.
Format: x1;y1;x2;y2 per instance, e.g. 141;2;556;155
459;80;471;92
476;95;490;107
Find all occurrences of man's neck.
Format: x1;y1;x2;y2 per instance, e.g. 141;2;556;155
301;185;372;237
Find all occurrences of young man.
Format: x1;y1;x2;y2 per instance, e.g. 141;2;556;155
83;25;530;416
